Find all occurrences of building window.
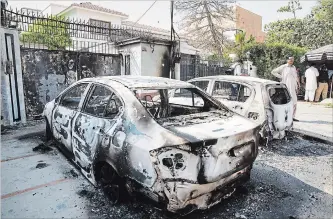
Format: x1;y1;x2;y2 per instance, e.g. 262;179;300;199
89;19;111;33
21;8;42;16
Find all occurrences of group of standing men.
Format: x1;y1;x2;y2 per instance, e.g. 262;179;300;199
303;63;330;102
271;56;331;122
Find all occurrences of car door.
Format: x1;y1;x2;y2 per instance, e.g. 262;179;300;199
52;83;90;152
71;83;124;178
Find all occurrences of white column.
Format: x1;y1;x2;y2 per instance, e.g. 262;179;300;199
175;63;180;80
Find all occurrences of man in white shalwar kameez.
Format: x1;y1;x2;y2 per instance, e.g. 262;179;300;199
271;56;300;121
304;63;319;102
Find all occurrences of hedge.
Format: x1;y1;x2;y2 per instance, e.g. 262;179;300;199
243;42;307;80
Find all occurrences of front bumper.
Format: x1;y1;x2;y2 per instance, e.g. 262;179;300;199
163;165;252;214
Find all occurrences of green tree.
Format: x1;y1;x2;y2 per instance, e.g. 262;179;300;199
277;0;302;18
264;16;333;49
230;31;255;62
20;15;71;50
312;0;333;21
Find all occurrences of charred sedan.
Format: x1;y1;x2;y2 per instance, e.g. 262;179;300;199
43;76;260;213
187;76;294;140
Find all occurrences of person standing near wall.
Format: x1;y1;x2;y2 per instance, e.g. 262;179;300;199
271;56;300;121
304;63;319;102
315;64;329;102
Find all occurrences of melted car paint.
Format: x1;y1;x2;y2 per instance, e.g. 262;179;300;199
43;77;260;213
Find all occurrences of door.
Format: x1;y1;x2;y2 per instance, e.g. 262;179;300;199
71;84;124;177
212;80;252;115
52;83;90;151
4;33;21;122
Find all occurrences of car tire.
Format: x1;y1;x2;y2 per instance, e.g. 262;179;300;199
96;163;127;204
45;118;53;141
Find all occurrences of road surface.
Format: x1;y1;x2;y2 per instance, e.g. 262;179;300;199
1;122;332;218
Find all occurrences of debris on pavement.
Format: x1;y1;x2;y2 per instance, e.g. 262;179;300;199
32;141;55;153
35;163;50;169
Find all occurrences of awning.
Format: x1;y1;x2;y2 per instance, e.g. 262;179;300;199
300;44;333;65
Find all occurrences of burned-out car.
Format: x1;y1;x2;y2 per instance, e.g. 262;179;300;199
43;76;260;213
187;76;293;140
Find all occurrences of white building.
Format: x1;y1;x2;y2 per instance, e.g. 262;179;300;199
39;2;198;79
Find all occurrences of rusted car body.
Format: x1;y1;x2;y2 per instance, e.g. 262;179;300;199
43;76;260;213
187;76;294;140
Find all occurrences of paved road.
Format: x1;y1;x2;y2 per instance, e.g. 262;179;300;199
1;122;332;219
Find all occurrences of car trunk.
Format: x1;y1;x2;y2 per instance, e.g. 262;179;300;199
155;113;259;184
266;84;293;132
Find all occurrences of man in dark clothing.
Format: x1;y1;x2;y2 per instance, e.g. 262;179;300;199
315;64;329;101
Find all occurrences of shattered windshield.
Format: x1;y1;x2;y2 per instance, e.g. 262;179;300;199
133;87;227;120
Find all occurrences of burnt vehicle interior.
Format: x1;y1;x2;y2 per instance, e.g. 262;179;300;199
212;81;252;103
82;84;123;118
133;88;223;120
268;86;291;105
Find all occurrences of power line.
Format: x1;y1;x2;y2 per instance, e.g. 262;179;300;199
133;0;157;25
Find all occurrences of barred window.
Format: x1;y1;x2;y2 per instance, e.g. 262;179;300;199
89;19;111;33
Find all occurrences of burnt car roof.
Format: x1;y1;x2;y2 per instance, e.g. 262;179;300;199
81;76;195;89
189;76;279;85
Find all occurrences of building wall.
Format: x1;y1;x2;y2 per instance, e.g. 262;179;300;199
20;49;121;118
119;42;170;78
42;4;67;15
235;6;266;42
119;43;142;76
141;42;170;78
62;8;123;25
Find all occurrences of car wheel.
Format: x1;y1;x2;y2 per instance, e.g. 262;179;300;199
45;118;53;141
97;163;126;204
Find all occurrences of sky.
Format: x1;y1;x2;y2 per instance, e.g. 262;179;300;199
7;0;318;31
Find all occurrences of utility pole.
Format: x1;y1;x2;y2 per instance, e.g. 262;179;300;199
170;0;175;79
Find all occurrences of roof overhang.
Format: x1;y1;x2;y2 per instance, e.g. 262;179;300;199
116;37;171;47
57;5;129;19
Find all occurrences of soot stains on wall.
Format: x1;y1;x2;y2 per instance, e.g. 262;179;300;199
21;49;121;118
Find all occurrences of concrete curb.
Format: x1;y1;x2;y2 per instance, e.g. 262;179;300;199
291;127;333;145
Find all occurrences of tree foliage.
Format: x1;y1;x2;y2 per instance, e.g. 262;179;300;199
243;43;307;80
277;0;302;18
264;16;333;50
311;0;333;21
233;31;256;62
266;0;333;50
20;15;71;50
175;0;235;55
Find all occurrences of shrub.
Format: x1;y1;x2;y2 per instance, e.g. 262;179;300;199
244;42;307;80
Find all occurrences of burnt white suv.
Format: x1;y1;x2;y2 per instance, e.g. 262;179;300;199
187;76;293;140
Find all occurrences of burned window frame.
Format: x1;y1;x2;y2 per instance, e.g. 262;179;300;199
266;84;291;105
133;87;226;119
189;80;210;92
59;83;89;110
81;83;124;119
212;80;253;103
